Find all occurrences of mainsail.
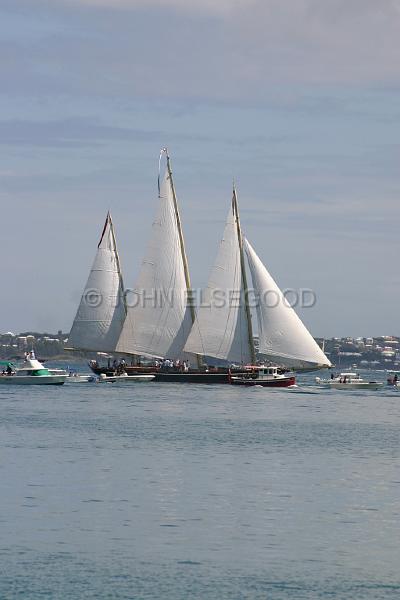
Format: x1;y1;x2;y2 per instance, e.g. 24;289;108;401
184;190;255;364
244;238;331;369
116;150;194;359
185;187;330;370
67;212;126;353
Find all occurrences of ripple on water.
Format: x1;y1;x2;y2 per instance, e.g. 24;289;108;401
0;376;399;598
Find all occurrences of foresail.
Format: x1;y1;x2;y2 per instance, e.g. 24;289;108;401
184;208;252;364
68;213;126;353
244;238;331;369
116;171;192;359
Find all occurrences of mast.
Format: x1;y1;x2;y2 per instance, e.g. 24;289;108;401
108;211;127;317
163;148;201;368
232;186;256;365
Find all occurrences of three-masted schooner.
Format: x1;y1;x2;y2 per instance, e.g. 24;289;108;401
67;150;330;382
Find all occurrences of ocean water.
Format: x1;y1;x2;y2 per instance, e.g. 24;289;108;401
0;372;399;599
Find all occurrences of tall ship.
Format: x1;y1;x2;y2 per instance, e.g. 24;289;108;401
67;150;330;382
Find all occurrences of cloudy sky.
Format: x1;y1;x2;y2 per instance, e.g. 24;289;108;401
0;0;399;337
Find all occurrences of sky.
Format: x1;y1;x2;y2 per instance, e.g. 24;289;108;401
0;0;399;338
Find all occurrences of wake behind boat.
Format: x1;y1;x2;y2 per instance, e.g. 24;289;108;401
0;355;67;385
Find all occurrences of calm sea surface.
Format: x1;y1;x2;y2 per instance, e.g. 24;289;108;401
0;369;399;599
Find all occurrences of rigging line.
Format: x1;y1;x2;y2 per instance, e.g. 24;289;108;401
238;282;245;365
215;249;241;359
158;147;167;198
109;214;127;317
232;188;255;364
97;211;110;248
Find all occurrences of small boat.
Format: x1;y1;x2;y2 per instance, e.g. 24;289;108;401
0;356;67;385
230;366;296;387
47;368;94;382
66;370;96;383
97;372;155;383
315;372;383;390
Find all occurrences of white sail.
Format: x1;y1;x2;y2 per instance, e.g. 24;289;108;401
116;171;192;359
244;238;331;369
68;213;126;353
184;207;252;364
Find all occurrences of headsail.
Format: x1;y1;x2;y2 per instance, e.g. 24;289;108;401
184;197;253;365
116;150;193;359
244;238;331;369
67;212;126;353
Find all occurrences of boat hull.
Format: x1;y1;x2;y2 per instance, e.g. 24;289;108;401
230;376;296;387
67;375;96;383
90;365;251;384
98;374;155;383
154;371;233;383
0;375;66;385
322;382;383;391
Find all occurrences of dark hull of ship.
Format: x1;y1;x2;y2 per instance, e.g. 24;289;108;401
89;365;249;384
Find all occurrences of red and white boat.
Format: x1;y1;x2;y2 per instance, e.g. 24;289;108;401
229;366;295;387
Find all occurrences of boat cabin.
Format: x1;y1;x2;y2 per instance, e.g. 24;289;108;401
17;358;51;376
334;372;363;383
257;366;280;379
0;361;15;375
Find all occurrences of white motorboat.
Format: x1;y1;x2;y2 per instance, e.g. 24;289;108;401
315;372;383;391
0;356;67;385
46;367;96;383
98;372;155;383
66;371;96;383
